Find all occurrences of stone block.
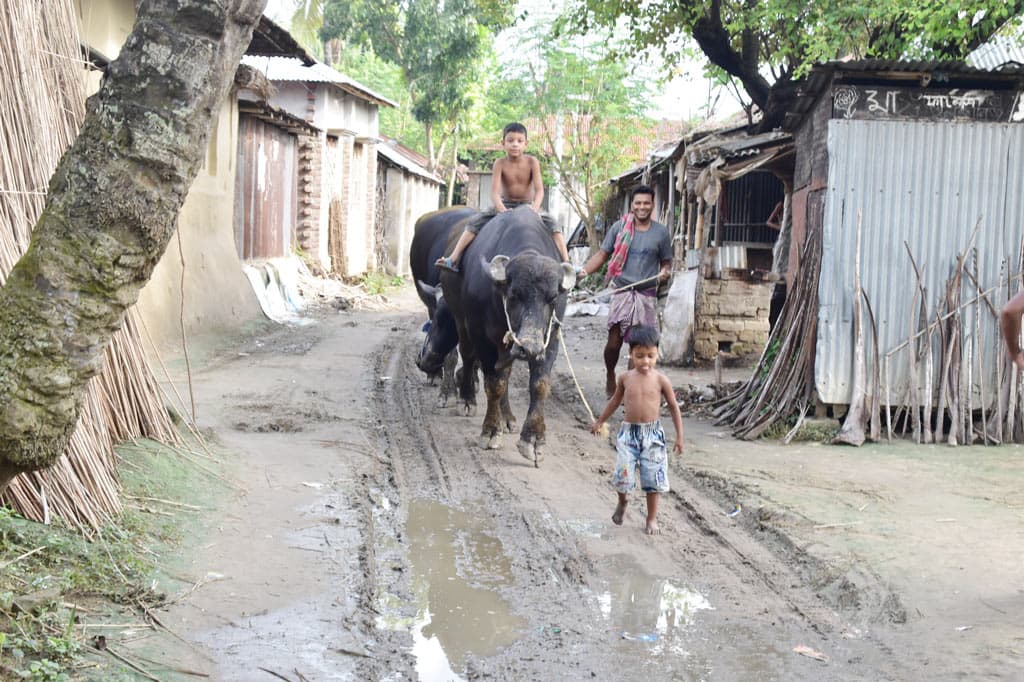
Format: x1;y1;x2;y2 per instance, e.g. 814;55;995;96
716;319;744;333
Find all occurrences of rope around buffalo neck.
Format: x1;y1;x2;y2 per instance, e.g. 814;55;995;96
501;295;560;351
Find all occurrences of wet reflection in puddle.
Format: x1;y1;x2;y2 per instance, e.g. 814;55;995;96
380;498;524;681
597;554;713;656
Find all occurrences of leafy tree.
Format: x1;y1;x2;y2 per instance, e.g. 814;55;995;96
321;0;515;170
497;31;661;247
0;0;265;493
287;0;325;60
564;0;1024;129
333;45;428;152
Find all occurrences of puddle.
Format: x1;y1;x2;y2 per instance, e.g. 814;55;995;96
379;498;524;681
596;554;713;656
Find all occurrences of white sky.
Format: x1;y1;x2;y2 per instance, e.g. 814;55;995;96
260;0;743;121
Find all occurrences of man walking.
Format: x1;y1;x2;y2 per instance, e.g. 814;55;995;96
578;185;673;397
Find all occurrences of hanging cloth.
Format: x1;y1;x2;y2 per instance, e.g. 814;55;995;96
605;212;635;284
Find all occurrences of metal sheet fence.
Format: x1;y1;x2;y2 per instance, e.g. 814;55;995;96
817;119;1024;410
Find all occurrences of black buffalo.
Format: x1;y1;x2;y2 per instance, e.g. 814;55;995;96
409;207;476;405
441;205;576;464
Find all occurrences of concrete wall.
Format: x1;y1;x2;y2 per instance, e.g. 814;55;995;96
79;0;263;352
269;83;382;275
380;165;441;276
77;0;134;61
693;274;772;361
136;97;264;351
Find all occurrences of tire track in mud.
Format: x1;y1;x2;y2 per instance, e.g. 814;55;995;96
360;321;625;679
361;316;898;680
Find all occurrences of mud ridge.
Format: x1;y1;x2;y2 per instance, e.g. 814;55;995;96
678;466;906;627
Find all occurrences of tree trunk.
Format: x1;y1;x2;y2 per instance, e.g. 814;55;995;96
0;0;267;493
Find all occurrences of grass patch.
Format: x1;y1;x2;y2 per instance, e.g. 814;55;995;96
0;437;227;680
360;272;405;295
761;416;839;443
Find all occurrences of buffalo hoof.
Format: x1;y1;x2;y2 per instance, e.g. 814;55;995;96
461;402;477;417
436;394;450;408
517;440;542;466
483;434;503;450
504;418;517;434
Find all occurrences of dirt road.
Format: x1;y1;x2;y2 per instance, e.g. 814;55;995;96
131;288;1024;681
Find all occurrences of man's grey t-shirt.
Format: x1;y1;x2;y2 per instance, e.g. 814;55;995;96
600;218;672;288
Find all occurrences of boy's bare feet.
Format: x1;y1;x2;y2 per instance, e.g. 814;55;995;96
645;520;659;535
612;499;627;525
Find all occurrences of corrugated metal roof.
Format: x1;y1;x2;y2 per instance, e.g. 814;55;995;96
238;98;320;135
248;16;316;65
784;58;1024;131
686;130;791;165
820;58;1024;76
241;56;398;107
378;142;443;184
815;118;1024;405
968;37;1024;71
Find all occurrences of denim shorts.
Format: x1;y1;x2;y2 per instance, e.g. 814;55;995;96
610;421;669;493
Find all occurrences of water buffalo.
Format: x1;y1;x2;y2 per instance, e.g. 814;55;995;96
409;207;477;405
441;205;576;463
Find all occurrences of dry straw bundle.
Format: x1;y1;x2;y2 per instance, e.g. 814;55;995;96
1;0;181;532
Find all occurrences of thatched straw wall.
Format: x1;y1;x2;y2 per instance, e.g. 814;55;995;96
0;0;180;531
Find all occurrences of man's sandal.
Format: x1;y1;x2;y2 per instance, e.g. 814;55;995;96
435;256;459;273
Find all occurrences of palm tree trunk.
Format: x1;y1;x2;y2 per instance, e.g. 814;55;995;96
0;0;267;493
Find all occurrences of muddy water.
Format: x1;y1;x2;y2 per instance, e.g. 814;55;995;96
594;554;713;657
380;498;525;681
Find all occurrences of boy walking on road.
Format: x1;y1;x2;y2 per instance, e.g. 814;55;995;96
437;122;569;271
591;325;684;535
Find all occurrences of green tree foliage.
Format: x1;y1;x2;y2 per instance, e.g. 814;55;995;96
287;0;325;60
332;46;427;152
494;29;660;247
563;0;1024;128
321;0;515;168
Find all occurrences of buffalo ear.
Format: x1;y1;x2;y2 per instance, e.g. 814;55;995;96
559;262;577;292
416;279;441;301
487;255;510;283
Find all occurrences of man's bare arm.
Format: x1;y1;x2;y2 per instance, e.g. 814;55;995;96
1001;290;1024;369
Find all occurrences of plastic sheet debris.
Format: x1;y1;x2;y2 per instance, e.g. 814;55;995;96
793;644;829;662
727;504;742;517
621;632;658;642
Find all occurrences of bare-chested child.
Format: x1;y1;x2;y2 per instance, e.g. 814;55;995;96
436;122;570;272
591;325;684;535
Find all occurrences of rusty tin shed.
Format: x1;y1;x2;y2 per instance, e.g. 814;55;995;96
735;59;1024;443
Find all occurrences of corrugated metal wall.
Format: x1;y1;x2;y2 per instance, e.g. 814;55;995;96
816;119;1024;404
236;115;297;259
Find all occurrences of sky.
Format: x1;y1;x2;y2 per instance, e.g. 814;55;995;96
260;0;744;122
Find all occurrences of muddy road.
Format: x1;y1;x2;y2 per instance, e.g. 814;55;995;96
131;290;1021;681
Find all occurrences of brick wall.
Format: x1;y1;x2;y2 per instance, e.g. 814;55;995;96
296;87;323;272
693;273;772;360
296;134;322;266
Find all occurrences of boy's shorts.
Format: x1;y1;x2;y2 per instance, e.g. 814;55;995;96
610;421;670;494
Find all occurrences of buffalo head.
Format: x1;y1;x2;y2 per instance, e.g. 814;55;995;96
415;281;459;375
486;254;575;360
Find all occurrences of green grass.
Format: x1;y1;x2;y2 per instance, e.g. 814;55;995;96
360;272;405;295
0;437;227;679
